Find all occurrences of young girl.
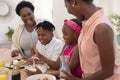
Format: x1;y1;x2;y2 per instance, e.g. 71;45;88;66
62;19;82;78
32;19;83;78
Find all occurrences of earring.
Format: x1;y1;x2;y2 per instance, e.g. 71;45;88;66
72;4;75;7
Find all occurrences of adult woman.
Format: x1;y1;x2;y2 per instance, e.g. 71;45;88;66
61;0;120;80
11;1;40;58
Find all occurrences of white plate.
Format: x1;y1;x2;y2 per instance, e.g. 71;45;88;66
26;74;56;80
4;62;24;69
25;64;48;73
0;67;9;74
0;2;9;16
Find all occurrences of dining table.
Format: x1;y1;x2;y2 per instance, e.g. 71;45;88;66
0;48;59;80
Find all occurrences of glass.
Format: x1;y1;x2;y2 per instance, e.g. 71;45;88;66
0;61;4;67
0;58;5;67
60;55;70;80
0;67;9;80
0;74;7;80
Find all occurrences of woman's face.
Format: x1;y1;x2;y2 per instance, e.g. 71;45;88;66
37;27;53;45
64;0;85;21
64;0;74;15
62;24;75;45
20;7;35;26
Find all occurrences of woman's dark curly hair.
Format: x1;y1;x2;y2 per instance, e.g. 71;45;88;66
15;1;34;16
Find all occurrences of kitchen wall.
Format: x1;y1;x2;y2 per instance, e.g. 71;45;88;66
0;0;120;42
0;0;52;42
0;0;22;42
52;0;120;39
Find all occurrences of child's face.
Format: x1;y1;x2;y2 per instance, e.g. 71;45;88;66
62;24;76;45
37;27;53;45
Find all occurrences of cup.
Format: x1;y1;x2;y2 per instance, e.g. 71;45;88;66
0;67;9;80
0;58;5;67
0;61;4;67
0;74;7;80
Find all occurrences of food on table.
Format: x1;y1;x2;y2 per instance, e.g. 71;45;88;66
18;59;25;65
0;61;4;67
43;77;48;80
10;59;25;66
36;77;49;80
26;66;36;72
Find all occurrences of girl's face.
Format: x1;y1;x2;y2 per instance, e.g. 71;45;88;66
62;24;77;45
37;27;53;45
20;7;35;26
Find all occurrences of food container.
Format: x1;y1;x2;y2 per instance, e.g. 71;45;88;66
0;67;9;80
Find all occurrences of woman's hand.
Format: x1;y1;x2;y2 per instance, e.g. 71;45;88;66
60;70;81;80
11;50;20;57
25;66;42;76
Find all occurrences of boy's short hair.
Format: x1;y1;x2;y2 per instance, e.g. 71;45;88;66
36;21;55;32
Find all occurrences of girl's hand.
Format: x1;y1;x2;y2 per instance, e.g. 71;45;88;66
60;70;80;80
11;50;19;57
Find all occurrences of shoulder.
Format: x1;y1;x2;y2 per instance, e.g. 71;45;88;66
50;37;64;48
94;23;114;43
14;24;24;35
95;23;113;36
16;24;24;30
52;37;63;43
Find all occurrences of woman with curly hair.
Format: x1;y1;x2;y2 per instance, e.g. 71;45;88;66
11;1;40;58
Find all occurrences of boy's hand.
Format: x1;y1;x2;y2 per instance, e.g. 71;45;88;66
25;66;42;76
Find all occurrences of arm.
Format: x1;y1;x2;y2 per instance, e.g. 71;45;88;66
34;44;66;70
41;41;65;69
11;24;23;57
39;53;61;70
69;45;80;73
83;24;114;80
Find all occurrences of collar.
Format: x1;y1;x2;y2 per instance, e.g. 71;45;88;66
83;8;104;31
45;37;56;48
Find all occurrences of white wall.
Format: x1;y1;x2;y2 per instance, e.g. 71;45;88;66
93;0;113;16
34;0;53;22
112;0;120;14
52;0;120;39
0;0;120;42
0;0;52;42
0;0;23;42
52;0;74;39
